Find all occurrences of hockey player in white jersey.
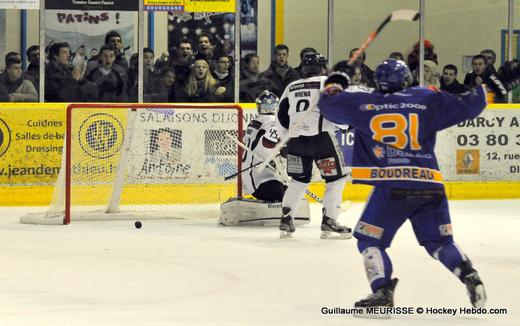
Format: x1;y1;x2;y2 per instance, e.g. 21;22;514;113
277;52;352;239
242;90;287;202
218;91;311;226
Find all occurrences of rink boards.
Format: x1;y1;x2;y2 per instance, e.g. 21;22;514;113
0;102;519;206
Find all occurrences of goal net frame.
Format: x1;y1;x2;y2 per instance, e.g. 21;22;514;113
23;103;244;225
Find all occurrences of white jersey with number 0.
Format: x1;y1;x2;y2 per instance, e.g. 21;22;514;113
276;75;339;138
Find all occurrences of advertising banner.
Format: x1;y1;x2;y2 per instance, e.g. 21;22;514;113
0;106;65;186
436;108;520;181
1;105;519;188
144;0;235;13
185;0;235;13
0;0;39;10
45;0;138;11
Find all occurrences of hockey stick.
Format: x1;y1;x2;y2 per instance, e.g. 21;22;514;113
224;160;265;181
225;133;351;209
258;10;420;173
348;9;420;65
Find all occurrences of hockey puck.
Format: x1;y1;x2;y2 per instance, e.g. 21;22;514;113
135;221;142;229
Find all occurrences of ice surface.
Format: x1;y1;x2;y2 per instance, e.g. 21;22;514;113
0;200;519;325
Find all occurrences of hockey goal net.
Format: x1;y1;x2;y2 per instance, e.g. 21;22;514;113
21;104;244;224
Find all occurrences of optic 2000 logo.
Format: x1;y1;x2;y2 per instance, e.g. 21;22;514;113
78;113;124;159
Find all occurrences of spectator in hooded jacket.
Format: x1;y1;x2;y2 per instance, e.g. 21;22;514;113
422;60;440;88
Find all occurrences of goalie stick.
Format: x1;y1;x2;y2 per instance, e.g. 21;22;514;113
225;133;352;210
224;160;265;181
258;9;420;173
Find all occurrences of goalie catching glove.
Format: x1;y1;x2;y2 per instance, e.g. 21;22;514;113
323;71;350;96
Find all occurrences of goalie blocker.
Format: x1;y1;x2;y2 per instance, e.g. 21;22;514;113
219;197;310;226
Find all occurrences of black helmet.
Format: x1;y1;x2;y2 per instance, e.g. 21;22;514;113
301;52;327;77
302;52;327;67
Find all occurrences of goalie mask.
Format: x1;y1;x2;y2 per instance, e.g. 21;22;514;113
255;90;279;115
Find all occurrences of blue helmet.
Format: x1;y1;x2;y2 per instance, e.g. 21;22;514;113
374;59;412;92
255;90;279;115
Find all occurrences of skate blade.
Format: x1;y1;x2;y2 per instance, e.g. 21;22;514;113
320;231;353;240
279;230;294;239
353;308;392;319
471;285;487;308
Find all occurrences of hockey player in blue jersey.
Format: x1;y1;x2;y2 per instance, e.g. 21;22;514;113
318;59;492;312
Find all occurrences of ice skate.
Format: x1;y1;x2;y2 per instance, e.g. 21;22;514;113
459;261;487;308
354;278;398;319
279;207;295;239
320;216;352;239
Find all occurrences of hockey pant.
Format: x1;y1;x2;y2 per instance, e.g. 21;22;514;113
354;187;470;293
282;132;347;218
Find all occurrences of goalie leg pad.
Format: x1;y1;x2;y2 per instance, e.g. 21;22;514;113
219;197;310;226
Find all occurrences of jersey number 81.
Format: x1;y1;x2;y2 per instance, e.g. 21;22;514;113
369;113;422;150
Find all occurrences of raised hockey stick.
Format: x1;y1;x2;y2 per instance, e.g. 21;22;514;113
348;9;420;65
258;10;420;173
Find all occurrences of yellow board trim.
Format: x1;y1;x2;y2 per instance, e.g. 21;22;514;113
2;181;519;206
275;0;284;45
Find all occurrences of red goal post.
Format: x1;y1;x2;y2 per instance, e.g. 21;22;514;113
21;103;244;225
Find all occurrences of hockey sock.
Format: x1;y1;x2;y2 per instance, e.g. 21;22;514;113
427;242;468;281
282;180;309;216
360;246;393;293
322;177;346;219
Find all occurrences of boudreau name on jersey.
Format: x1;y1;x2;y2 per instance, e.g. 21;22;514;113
353;166;443;183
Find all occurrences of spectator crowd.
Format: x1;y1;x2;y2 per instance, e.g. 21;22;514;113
1;30;519;103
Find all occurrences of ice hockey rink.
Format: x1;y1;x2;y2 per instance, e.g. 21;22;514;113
1;199;519;326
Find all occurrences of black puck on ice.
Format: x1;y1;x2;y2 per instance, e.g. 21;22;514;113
135;221;142;229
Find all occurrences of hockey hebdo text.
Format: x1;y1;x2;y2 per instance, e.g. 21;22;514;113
320;306;508;317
